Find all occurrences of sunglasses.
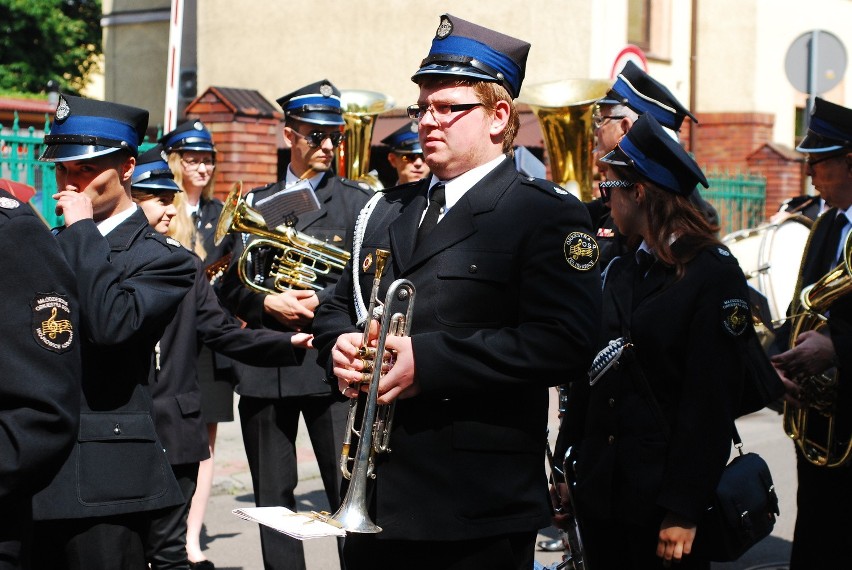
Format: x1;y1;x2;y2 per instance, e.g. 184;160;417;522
292;130;346;148
598;179;633;204
806;153;845;168
397;153;424;163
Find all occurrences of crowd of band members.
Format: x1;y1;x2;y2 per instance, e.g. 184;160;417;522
6;10;852;570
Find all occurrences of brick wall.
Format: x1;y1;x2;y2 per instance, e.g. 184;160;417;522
746;143;806;219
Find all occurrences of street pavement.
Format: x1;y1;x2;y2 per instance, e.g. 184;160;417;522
200;395;796;570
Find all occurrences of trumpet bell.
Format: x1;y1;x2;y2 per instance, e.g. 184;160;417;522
519;79;612;202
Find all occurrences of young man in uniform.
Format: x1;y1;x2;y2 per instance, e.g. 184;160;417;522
31;94;196;570
313;14;602;570
381;120;430;185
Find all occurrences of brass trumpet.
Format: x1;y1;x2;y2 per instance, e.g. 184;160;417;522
214;182;350;293
331;249;415;533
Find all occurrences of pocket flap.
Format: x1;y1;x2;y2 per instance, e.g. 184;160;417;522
78;412;157;442
175;391;202;416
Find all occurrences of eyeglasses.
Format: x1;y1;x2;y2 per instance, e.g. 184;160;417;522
806;153;844;168
181;157;215;170
592;114;626;128
292;130;346;148
397;153;424;163
598;179;633;204
406;102;484;121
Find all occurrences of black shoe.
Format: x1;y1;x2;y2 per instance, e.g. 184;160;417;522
189;561;215;570
537;538;564;552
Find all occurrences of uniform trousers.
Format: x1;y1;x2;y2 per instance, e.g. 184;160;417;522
238;394;348;570
790;448;852;569
145;463;200;570
32;510;164;570
343;531;536;570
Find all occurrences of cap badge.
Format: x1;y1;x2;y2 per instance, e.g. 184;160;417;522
193;121;204;131
436;16;452;39
564;232;600;272
362;252;373;272
0;197;20;209
55;95;70;121
409;122;418;134
722;298;749;336
32;293;75;354
320;83;334;97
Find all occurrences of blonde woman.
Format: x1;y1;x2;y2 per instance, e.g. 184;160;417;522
160;121;235;569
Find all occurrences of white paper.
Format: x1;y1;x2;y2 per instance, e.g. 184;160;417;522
232;506;346;540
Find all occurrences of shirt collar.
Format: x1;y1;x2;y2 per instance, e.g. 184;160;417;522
97;203;138;236
430;154;507;210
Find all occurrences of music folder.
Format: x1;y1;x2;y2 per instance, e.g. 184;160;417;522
253;179;320;229
232;506;346;540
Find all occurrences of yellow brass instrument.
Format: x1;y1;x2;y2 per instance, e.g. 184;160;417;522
213;182;350;293
519;79;612;202
338;90;395;190
332;249;415;533
782;229;852;467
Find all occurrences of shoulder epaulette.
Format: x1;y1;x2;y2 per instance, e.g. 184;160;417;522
519;176;574;200
146;231;184;251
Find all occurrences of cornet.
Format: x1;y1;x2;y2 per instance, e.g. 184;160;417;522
330;249;415;533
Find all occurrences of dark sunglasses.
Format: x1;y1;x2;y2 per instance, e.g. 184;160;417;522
598;179;634;204
806;152;846;168
398;153;424;163
293;130;346;148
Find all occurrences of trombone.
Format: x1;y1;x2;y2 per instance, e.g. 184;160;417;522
330;248;415;533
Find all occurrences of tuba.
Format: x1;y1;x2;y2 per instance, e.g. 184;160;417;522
782;229;852;467
214;182;350;293
332;249;415;533
519;79;612;203
338;90;395;190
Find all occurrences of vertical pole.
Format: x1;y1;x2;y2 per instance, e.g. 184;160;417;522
689;0;698;154
805;30;820;131
164;0;184;133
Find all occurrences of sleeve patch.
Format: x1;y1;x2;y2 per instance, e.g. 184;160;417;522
564;232;599;271
32;292;75;353
722;298;750;336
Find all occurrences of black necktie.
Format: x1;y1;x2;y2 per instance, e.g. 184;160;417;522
416;184;446;244
821;214;848;272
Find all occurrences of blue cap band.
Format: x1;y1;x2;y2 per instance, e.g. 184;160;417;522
619;135;682;194
49;114;139;150
285;94;342;112
610;76;678;130
428;35;521;94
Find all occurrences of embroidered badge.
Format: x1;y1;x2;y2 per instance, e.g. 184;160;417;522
722;298;749;336
436;16;452;39
55;95;71;121
362;252;373;272
166;236;182;248
32;293;74;353
596;227;615;238
564;232;599;271
0;197;20;209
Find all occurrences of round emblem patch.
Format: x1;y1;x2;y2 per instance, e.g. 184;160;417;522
436;16;453;39
362;252;373;272
564;232;599;271
32;293;74;353
722;298;749;336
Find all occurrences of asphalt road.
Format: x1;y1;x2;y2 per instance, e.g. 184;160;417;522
200;395;796;570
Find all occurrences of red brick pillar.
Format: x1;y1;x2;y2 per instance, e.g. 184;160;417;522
746;143;806;220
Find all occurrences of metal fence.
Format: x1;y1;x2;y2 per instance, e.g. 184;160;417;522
702;172;767;237
0;111;160;227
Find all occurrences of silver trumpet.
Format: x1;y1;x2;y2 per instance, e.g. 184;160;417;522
331;249;415;533
546;440;588;570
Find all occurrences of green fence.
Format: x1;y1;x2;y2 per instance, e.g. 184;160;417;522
0;111;160;227
702;172;767;237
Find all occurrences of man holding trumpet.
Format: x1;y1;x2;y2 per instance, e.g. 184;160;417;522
313;13;601;570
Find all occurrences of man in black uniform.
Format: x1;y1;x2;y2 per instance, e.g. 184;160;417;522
31;94;196;570
217;79;372;570
313;14;601;570
380;120;430;185
0;187;81;569
770;97;852;570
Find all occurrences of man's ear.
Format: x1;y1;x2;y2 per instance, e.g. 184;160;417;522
121;155;136;183
489;99;511;137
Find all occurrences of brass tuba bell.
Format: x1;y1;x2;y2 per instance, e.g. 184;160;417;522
519;79;612;202
214;182;350;293
782;228;852;467
338;90;395;190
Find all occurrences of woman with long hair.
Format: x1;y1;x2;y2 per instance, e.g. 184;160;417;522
559;114;755;568
160;121;236;569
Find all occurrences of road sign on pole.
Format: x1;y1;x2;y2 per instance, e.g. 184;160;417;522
164;0;184;133
785;30;847;122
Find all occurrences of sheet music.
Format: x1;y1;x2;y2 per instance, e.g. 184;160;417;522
232;506;346;540
254;179;321;229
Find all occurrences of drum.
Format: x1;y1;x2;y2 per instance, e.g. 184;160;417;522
722;214;812;326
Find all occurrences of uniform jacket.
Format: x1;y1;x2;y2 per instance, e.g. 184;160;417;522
313;157;602;540
194;195;235;267
149;255;305;465
565;242;751;526
218;172;372;398
33;208;196;520
0;191;81;557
